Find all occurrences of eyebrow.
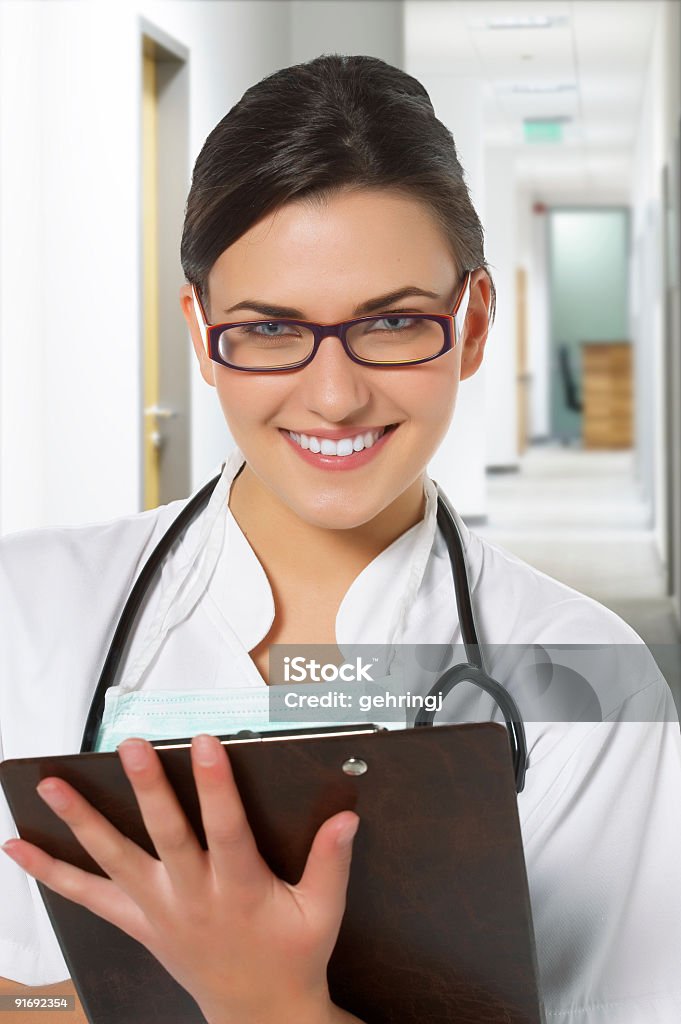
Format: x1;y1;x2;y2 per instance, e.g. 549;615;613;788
220;286;442;320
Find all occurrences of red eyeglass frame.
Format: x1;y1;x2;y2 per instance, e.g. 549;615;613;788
190;271;472;372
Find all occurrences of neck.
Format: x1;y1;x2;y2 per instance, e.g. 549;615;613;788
227;464;427;584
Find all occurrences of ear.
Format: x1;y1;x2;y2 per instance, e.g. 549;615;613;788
458;268;492;381
179;283;216;388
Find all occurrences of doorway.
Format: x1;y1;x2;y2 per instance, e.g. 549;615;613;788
548;208;630;446
141;23;190;508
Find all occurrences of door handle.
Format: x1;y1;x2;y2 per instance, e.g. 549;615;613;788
145;406;178;452
144;405;178;419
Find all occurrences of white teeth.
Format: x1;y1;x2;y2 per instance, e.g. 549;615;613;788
287;426;389;456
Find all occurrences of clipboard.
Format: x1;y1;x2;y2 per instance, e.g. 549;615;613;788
0;722;545;1024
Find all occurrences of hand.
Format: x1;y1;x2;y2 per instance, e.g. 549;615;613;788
2;734;361;1024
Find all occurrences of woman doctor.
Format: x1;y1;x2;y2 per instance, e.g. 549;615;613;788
1;54;681;1024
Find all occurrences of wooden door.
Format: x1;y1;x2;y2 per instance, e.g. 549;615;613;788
142;52;161;508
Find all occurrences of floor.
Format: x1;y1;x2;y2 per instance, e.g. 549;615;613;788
474;443;681;715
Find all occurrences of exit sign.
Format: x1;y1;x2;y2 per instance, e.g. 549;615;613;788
524;120;563;143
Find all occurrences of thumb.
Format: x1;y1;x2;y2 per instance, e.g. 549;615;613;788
296;812;360;928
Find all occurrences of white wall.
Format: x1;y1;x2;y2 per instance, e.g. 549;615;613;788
629;0;678;565
658;0;681;623
0;1;140;534
484;147;518;468
0;1;49;533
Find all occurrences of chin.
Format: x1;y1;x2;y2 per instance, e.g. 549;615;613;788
288;494;387;532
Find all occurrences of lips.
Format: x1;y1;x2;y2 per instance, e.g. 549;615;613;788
286;426;389;456
280;423;399;469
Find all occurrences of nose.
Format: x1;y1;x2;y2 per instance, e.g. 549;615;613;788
296;332;373;421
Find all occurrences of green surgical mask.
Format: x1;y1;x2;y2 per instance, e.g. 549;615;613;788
93;683;389;753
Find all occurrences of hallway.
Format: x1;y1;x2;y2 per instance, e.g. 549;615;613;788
475;444;681;713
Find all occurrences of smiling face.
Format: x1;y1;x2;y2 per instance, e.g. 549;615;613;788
180;187;491;533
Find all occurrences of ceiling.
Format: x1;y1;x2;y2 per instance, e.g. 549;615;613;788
405;0;661;199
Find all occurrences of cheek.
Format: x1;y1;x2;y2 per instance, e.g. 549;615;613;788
403;362;460;462
214;376;245;426
389;359;459;426
213;370;283;433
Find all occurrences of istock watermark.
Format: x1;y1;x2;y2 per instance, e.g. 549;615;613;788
283;655;376;683
265;642;680;726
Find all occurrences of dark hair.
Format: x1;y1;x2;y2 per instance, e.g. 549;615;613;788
181;53;496;321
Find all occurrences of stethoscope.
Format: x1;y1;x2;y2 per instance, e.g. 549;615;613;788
80;467;527;793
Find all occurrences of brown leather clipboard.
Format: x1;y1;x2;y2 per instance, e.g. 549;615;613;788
0;723;544;1024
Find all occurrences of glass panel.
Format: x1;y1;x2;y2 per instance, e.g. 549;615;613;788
217;323;315;368
548;208;629;443
347;316;445;363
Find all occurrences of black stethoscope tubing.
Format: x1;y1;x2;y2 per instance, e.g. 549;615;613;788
80;467;527;793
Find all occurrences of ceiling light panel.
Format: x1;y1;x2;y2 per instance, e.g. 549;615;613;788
466;0;571;19
477;14;568;30
497;82;577;94
466;2;574;80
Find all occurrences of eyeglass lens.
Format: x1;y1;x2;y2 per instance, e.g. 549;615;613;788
216;315;447;369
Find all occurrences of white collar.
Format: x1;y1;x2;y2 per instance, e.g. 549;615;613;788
206;447;440;652
119;446;468;693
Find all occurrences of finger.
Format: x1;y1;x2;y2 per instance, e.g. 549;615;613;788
190;735;271;892
295;812;359;932
117;738;206;898
34;776;156;908
1;838;151;946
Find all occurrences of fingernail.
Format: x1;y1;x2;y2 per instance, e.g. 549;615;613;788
2;840;22;860
37;780;70;812
117;738;149;772
192;734;220;766
336;816;360;848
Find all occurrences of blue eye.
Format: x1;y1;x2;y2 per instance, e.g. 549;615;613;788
249;322;287;336
371;316;417;332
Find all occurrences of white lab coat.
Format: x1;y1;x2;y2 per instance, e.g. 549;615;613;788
1;446;680;1022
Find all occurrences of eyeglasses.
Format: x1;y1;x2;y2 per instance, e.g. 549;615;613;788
191;272;472;372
